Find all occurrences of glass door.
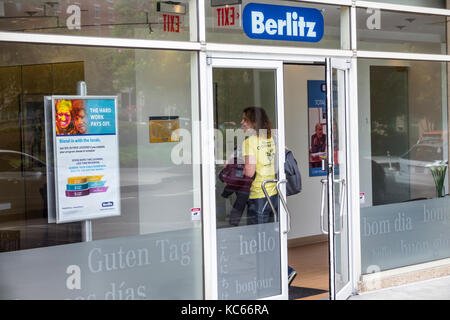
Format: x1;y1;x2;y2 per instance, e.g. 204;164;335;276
325;58;352;300
205;58;288;299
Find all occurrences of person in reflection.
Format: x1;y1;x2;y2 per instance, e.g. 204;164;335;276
241;107;278;225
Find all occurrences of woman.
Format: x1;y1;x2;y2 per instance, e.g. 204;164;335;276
55;99;77;135
241;107;298;286
241;106;278;225
72;99;88;134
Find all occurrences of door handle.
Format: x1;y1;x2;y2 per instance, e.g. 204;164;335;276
276;179;291;234
320;178;346;235
334;179;346;235
321;158;328;172
261;179;279;222
262;179;291;234
320;179;328;234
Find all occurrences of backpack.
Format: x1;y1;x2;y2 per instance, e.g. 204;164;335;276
285;149;302;196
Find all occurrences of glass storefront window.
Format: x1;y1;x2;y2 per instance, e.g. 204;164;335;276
358;58;450;273
0;0;196;41
0;43;203;299
205;0;345;49
356;8;447;54
361;0;448;8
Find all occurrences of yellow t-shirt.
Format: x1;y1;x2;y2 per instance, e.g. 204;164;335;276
242;135;277;199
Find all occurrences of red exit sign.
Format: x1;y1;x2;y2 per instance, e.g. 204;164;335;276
163;14;181;32
216;6;240;27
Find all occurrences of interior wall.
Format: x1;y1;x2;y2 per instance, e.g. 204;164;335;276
284;64;325;240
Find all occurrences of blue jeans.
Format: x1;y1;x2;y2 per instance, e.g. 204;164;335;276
247;194;278;225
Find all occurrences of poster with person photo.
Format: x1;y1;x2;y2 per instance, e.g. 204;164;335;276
51;96;121;223
307;80;327;177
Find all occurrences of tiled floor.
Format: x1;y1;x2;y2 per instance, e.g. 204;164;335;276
288;241;330;300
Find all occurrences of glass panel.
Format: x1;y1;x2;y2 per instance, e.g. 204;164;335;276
213;67;282;299
357;8;447;54
361;0;447;8
0;0;196;41
332;68;349;293
0;43;203;299
206;0;343;49
358;59;450;273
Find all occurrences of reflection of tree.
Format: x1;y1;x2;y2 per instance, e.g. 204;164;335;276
370;66;409;157
0;25;193;167
0;67;21;122
111;0;153;39
411;63;443;140
370;63;446;157
111;49;135;91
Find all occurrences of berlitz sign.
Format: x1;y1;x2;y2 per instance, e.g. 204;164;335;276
242;3;324;42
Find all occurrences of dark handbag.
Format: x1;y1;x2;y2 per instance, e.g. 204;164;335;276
219;158;254;192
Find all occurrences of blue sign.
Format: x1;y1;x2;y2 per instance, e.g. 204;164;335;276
85;99;116;135
307;80;326;109
243;3;324;42
307;80;327;177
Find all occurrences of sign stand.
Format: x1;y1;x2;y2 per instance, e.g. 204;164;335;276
46;81;120;238
77;81;93;242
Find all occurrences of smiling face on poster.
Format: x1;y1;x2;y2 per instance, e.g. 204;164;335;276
52;97;121;223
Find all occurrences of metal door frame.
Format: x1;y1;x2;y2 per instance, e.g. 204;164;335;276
201;52;358;300
324;57;354;300
203;56;288;300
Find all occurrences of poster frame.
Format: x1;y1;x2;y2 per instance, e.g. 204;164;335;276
50;95;121;224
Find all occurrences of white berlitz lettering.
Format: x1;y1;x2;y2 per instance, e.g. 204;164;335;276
307;22;316;37
250;10;318;38
251;11;265;34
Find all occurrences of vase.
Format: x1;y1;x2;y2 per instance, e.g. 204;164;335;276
436;185;445;198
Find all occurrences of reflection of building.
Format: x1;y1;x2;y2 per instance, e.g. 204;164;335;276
0;0;185;37
1;0;117;31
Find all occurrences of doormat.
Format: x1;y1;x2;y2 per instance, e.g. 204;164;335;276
289;286;328;300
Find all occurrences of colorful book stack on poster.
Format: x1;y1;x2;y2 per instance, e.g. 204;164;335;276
65;175;108;197
87;175;108;193
66;177;89;197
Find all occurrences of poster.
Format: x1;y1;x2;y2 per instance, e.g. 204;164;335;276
149;116;180;143
307;80;327;177
51;96;121;223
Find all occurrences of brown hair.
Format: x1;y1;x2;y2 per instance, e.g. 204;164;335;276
243;106;273;138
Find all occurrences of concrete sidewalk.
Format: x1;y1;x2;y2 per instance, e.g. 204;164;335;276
348;276;450;300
